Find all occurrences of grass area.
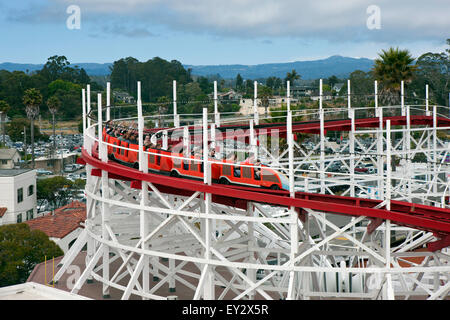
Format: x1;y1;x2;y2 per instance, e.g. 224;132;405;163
39;120;80;134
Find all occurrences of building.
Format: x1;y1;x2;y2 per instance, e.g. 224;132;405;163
0;148;21;169
268;96;299;107
0;168;36;225
221;90;239;100
239;98;265;116
0;282;91;300
239;95;301;115
310;90;333;101
213;89;243;101
34;152;79;174
291;86;314;97
332;83;345;94
113;91;135;104
25;201;86;253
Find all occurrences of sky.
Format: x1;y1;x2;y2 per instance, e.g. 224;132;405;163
0;0;448;65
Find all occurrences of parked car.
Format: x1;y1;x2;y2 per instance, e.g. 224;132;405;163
64;164;77;172
36;169;52;175
354;165;368;173
327;163;341;172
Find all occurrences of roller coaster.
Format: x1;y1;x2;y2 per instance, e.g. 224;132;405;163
53;80;450;300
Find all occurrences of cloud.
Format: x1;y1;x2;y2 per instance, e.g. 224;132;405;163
10;0;450;43
101;24;157;38
5;2;65;24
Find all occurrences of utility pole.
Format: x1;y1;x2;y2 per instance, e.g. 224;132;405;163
60;130;63;176
0;111;4;147
23;126;27;168
52;112;56;169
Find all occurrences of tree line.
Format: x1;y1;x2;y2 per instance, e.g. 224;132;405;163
0;55;100;120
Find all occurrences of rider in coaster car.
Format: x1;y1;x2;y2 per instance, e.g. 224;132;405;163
209;148;216;159
143;135;151;148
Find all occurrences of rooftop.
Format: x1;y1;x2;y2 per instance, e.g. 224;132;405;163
0;168;33;177
0;282;90;300
0;148;19;160
24;201;86;239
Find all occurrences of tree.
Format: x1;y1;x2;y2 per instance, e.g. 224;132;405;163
110;56;192;102
373;47;417;104
47;96;61;160
411;40;449;106
39;55;71;83
157;96;170;127
244;79;254;98
345;70;375;106
0;223;63;287
6;118;47;144
23;88;43;168
48;80;82;119
327;75;339;89
38;55;89;85
265;76;283;95
285;69;300;87
0;100;10;146
266;77;275;89
258;85;273;117
197;76;213;94
235;73;243;91
37;176;74;210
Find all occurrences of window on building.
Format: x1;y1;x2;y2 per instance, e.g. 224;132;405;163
26;209;33;221
17;188;23;203
16;213;22;223
28;185;34;196
1;160;7;165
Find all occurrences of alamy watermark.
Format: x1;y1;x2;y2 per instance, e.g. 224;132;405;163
66;5;81;30
366;5;381;30
66;265;81;290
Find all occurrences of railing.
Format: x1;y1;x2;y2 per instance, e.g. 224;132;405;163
84;102;450;209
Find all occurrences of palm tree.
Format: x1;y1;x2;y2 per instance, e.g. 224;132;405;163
0;100;10;147
47;96;61;161
373;47;417;105
23;88;43;168
285;69;300;87
258;86;273;117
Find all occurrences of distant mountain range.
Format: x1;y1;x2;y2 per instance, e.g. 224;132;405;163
0;62;113;76
185;55;374;80
0;55;374;79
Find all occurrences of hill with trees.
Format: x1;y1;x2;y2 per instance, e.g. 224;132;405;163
0;55;101;120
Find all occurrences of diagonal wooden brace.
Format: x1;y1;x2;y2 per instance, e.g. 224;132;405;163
367;217;384;234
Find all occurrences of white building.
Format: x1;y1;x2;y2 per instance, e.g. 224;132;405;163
0;148;21;169
0;168;37;225
0;282;90;300
239;98;265;115
239;96;300;115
